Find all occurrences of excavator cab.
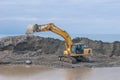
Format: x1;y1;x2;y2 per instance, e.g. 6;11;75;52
70;43;92;57
62;43;92;63
71;43;84;54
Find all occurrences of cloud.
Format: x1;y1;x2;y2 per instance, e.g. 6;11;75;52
0;0;120;34
0;0;118;5
0;17;38;21
0;0;49;5
0;16;120;25
42;17;120;25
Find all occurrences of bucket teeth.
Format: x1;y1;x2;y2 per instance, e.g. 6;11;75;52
26;24;39;35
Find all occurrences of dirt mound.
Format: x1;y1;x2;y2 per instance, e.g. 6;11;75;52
0;36;120;68
0;36;64;55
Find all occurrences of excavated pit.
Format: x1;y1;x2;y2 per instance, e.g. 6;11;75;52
0;36;120;68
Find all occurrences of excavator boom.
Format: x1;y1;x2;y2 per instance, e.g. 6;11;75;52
38;23;73;55
26;23;73;55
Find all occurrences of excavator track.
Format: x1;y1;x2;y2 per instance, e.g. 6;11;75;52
58;56;90;64
59;56;77;64
76;56;90;62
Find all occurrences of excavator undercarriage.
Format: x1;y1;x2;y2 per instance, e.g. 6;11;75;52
58;56;90;64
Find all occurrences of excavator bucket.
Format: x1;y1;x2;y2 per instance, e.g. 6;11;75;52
25;24;39;35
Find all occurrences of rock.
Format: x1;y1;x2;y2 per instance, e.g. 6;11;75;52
25;60;32;64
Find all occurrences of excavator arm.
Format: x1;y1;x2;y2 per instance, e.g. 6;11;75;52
37;23;73;55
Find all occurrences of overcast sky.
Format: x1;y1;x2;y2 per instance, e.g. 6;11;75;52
0;0;120;35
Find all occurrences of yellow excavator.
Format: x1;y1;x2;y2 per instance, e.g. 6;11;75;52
26;23;92;63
